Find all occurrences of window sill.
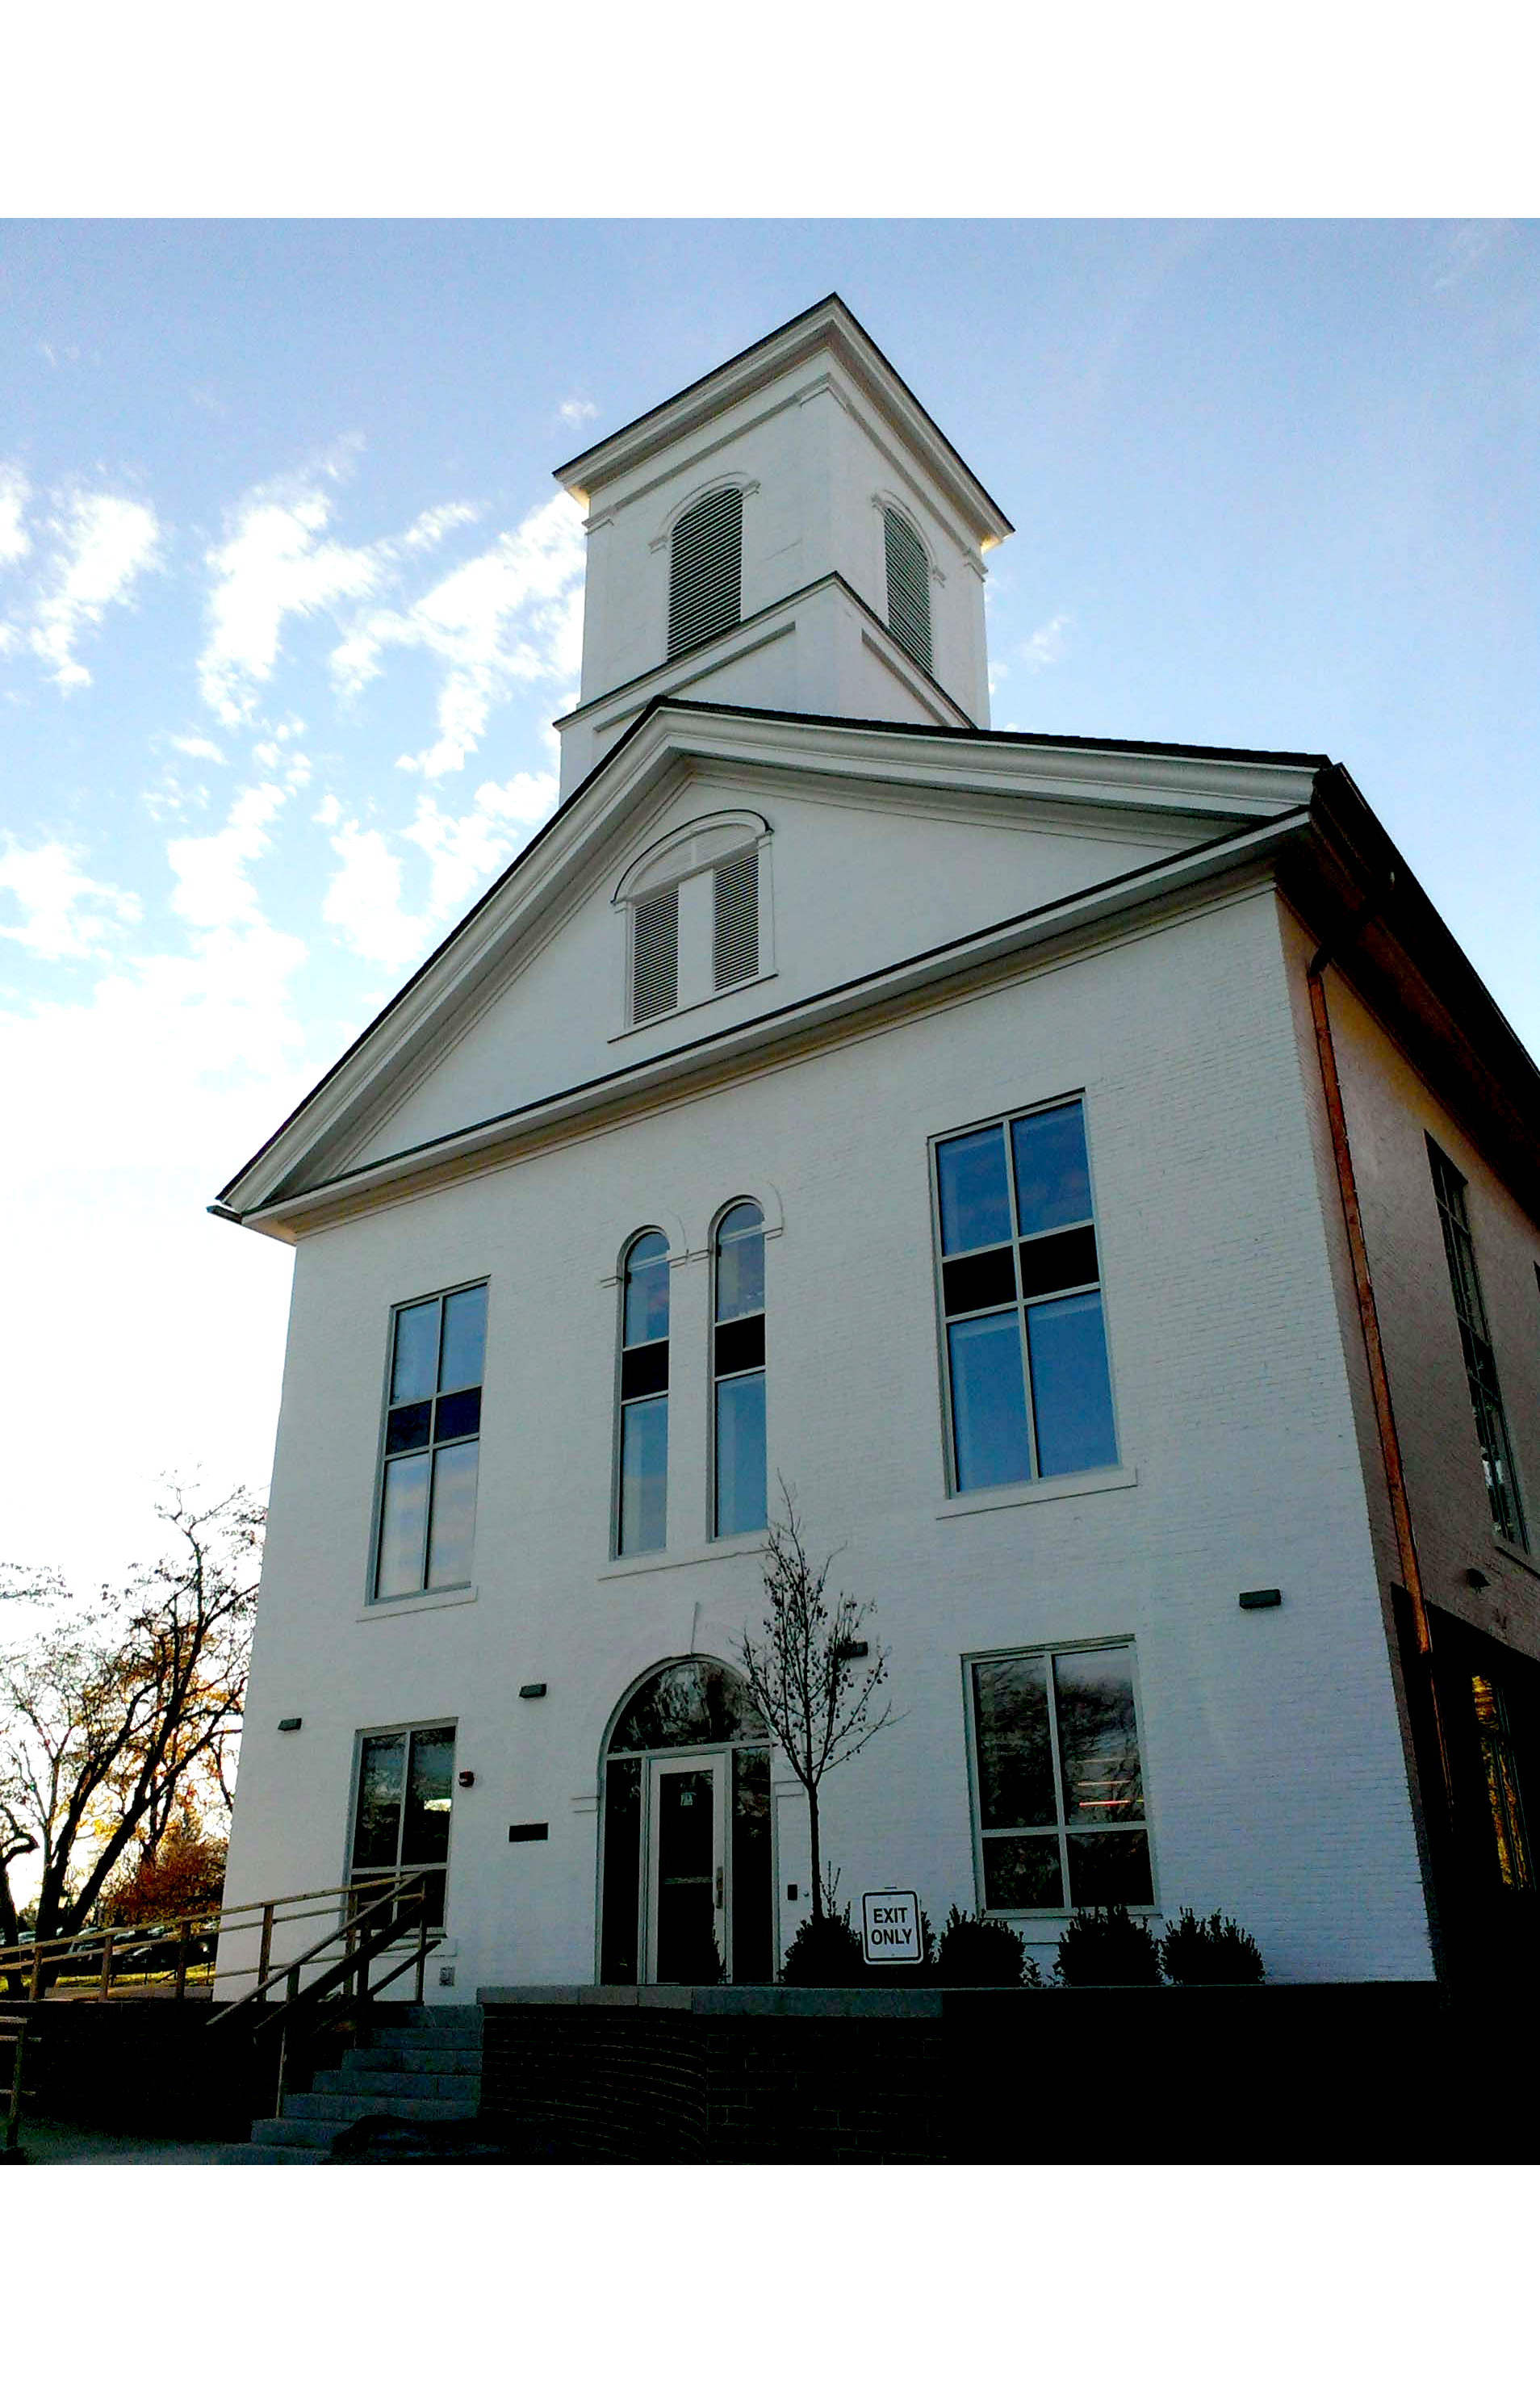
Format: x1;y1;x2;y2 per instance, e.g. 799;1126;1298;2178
937;1466;1137;1522
609;970;778;1045
1492;1535;1540;1582
599;1535;769;1583
359;1585;479;1619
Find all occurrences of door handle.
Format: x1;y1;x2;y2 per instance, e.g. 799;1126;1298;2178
714;1866;723;1910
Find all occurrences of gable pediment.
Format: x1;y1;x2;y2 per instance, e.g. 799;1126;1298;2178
217;702;1320;1229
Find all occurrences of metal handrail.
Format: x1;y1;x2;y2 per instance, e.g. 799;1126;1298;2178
2;2012;24;2159
208;1870;436;2025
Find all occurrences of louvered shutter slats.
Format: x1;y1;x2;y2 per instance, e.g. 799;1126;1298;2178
632;886;679;1022
668;487;743;659
884;508;932;675
713;848;760;990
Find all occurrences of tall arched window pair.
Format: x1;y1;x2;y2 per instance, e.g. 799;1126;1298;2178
617;1204;768;1556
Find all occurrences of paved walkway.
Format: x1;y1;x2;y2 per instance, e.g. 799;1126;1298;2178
12;2117;250;2164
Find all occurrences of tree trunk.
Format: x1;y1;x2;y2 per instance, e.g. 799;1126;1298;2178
809;1786;822;1923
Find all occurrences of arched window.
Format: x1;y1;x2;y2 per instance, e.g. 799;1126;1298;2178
883;505;932;675
617;1232;670;1555
600;1658;772;1986
616;810;769;1028
712;1200;767;1537
668;485;743;659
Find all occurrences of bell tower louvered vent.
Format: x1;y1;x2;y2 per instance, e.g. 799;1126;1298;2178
668;486;743;660
631;886;680;1023
713;848;760;990
883;506;932;676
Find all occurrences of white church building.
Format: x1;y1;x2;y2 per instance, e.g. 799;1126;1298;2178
214;295;1540;1995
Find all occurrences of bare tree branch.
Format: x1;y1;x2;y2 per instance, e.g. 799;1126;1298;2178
738;1479;898;1921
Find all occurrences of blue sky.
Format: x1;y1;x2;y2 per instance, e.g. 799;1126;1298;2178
2;218;1536;1584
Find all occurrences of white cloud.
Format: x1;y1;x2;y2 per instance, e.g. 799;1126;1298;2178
0;466;30;569
168;732;227;764
19;492;161;691
557;396;599;430
321;821;422;968
403;501;480;552
1019;612;1071;672
166;781;287;932
199;465;389;726
312;791;341;827
334;491;585;781
0;838;142;961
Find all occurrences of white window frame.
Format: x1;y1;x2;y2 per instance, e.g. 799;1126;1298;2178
961;1637;1156;1921
928;1095;1120;1499
345;1717;458;1931
368;1279;488;1606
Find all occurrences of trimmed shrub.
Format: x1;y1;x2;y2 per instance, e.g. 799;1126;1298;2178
780;1907;866;1984
1159;1908;1265;1985
1053;1903;1161;1986
935;1904;1038;1987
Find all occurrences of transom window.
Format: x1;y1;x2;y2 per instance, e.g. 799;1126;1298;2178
713;1201;768;1537
967;1644;1151;1914
374;1283;487;1600
349;1722;456;1927
883;505;932;675
933;1099;1117;1493
617;1231;670;1556
668;485;743;659
1428;1139;1527;1548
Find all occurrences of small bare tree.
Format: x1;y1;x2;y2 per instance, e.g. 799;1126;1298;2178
738;1483;895;1922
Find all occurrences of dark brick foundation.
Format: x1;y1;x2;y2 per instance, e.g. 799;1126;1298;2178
480;1981;1496;2163
5;1997;282;2140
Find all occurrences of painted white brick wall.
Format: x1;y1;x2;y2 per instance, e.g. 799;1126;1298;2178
220;884;1435;1994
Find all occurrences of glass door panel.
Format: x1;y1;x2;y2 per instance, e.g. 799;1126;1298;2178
647;1753;726;1983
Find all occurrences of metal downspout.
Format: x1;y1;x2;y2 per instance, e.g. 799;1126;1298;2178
1305;948;1457;1849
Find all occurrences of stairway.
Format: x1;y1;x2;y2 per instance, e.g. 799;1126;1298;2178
224;2004;483;2163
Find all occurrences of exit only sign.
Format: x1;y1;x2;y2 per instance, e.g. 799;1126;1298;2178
861;1890;923;1963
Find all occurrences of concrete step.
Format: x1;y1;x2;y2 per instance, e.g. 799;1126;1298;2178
370;2004;482;2033
219;2141;329;2164
251;2115;352;2151
312;2066;479;2100
282;2089;479;2127
344;2043;480;2077
367;2021;480;2054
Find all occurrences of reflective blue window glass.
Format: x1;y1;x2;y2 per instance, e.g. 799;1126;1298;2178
377;1283;487;1598
619;1397;668;1556
937;1126;1011;1255
1027;1292;1117;1476
391;1301;438;1404
425;1440;479;1591
716;1373;768;1536
1011;1104;1092;1238
715;1204;764;1321
624;1233;671;1346
948;1313;1032;1491
437;1284;488;1393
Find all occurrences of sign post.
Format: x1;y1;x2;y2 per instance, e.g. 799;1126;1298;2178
860;1890;923;1966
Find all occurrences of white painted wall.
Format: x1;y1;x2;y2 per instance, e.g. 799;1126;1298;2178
220;885;1435;1996
341;769;1196;1177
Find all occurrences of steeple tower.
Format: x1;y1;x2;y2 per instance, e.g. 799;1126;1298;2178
551;295;1013;795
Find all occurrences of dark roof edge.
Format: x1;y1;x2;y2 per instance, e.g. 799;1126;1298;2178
553;291;1015;535
216;701;1332;1206
1308;760;1540;1102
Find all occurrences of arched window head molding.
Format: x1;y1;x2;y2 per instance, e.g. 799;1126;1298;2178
598;1654;767;1766
612;810;770;908
701;1183;785;1247
601;1216;688;1286
649;472;762;553
872;490;945;584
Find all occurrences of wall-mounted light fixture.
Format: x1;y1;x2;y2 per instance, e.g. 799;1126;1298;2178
458;1769;475;1787
519;1682;547;1700
834;1640;868;1661
278;1716;303;1732
1237;1590;1282;1611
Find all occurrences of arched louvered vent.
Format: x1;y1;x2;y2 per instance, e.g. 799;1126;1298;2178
631;886;679;1023
883;506;932;676
713;847;760;990
668;486;743;659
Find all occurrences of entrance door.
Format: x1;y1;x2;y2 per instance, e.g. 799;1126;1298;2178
647;1752;726;1983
